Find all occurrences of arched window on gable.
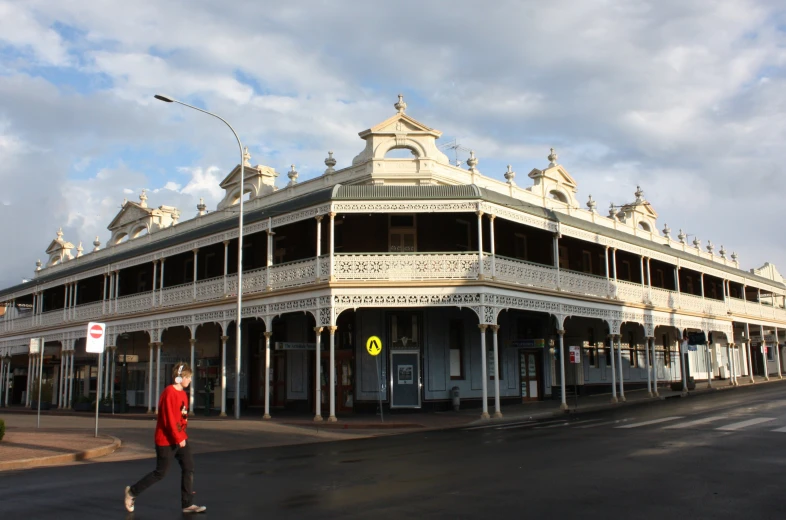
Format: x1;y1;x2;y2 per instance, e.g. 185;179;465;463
638;222;651;232
549;190;568;204
385;147;418;159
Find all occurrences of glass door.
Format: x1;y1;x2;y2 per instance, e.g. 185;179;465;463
519;350;542;402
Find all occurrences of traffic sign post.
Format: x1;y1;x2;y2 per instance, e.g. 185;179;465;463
30;338;44;429
366;336;383;422
86;322;106;437
569;346;581;410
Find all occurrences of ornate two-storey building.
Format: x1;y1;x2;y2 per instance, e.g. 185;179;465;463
1;96;785;420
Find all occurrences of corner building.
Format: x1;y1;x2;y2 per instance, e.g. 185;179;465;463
2;96;785;420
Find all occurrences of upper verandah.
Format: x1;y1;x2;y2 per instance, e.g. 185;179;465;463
9;95;783;293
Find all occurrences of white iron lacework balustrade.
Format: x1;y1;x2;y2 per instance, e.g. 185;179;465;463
559;269;609;298
195;276;225;302
116;292;153;314
160;283;193;308
242;266;267;293
41;309;63;327
649;287;678;309
318;254;330;279
493;256;557;290
614;279;645;303
74;302;103;321
268;258;317;289
728;297;746;315
332;253;479;281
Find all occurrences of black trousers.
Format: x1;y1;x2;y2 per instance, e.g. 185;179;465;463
130;443;194;508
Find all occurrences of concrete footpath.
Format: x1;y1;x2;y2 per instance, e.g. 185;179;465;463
1;375;782;471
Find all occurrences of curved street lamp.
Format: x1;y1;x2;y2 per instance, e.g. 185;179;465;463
154;94;245;419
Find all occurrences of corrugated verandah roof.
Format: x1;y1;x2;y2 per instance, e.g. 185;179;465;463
0;184;781;299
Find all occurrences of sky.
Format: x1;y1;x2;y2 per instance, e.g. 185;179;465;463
1;0;785;289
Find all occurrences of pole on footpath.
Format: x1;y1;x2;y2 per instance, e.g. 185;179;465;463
375;355;384;423
95;352;103;438
36;340;44;429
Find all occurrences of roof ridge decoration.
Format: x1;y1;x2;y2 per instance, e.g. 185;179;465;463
351;95;450;180
527;147;580;209
107;191;180;245
45;227;75;267
217;147;279;210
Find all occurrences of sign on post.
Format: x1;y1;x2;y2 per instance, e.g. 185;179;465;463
86;322;106;353
86;322;106;438
366;336;384;422
29;337;41;355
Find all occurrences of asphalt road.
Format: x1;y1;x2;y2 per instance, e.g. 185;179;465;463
3;383;786;519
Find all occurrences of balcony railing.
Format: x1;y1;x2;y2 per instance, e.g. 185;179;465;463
4;251;786;335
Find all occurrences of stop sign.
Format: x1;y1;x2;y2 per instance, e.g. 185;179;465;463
86;322;106;353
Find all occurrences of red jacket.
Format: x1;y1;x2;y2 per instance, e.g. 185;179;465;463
154;385;189;447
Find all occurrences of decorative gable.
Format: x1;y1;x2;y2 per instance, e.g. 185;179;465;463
107;191;180;245
526;148;579;208
348;95;450;185
45;228;74;267
616;186;659;233
217;147;279;210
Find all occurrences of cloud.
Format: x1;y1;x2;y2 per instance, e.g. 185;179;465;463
1;0;786;290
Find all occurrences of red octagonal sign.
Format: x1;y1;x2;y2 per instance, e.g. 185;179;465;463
90;324;103;339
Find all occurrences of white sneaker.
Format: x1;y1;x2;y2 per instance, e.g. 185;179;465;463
124;486;135;512
183;504;207;513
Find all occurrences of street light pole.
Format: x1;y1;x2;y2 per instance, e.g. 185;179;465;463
154;94;245;419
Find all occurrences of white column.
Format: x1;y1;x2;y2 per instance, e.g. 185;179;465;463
315;216;323;281
639;256;645;292
728;342;735;386
605;247;611;297
155;343;162;413
617;334;626;401
705;331;713;388
479;324;490;419
220;335;228;417
314;327;323;421
63;284;69;320
700;274;705;299
147;343;154;413
26;354;32;406
264;331;273;419
266;228;274;290
58;352;64;408
609;334;618;403
159;259;165;306
489;214;496;279
151;261;158;307
491;325;502;418
189;338;196;415
558;329;568;410
646;258;652;301
328;213;336;281
72;282;78;319
67;351;74;408
651;337;659;396
192;249;199;300
110;347;116;401
746;323;754;383
554;234;561;289
108;273;115;314
114;271;120;311
645;336;652;396
102;274;108;314
328;326;337;421
761;324;769;381
223;241;229;296
773;328;783;379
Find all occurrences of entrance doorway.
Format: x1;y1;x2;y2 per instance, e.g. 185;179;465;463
321;350;354;413
518;350;543;402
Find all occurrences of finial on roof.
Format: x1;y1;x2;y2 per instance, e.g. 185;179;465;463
635;185;644;202
466;150;478;173
662;224;671;238
122;197;127;207
35;259;42;271
56;227;63;239
394;94;407;114
731;251;738;263
706;241;714;255
324;151;336;175
504;165;516;185
197;197;207;216
243;146;251;167
586;195;597;213
287;164;298;187
693;236;701;249
76;242;84;257
172;208;180;225
608;203;617;219
678;229;686;243
547;147;558;167
719;245;726;259
93;236;101;252
139;189;148;208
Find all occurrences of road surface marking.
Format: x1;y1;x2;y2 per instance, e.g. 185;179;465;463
575;418;636;429
464;421;534;431
615;417;684;429
716;417;775;431
770;426;786;433
662;415;728;429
